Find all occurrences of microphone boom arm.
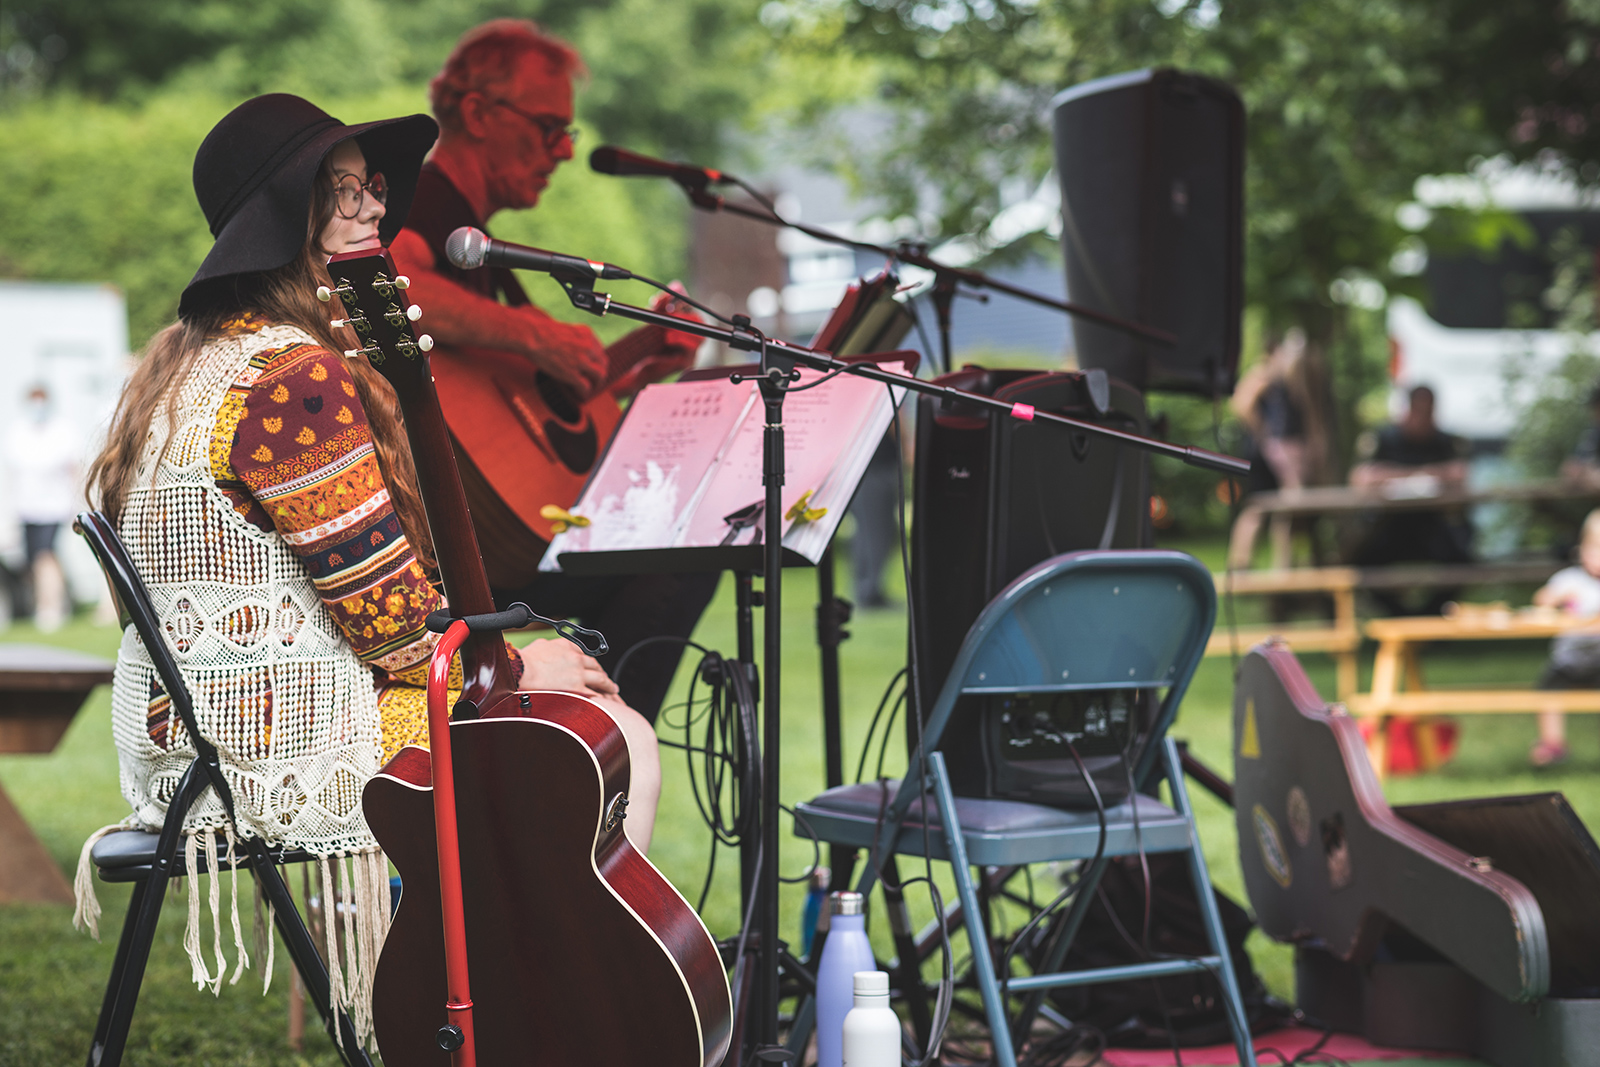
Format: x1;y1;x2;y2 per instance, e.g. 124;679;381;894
552;275;1245;476
684;189;1176;348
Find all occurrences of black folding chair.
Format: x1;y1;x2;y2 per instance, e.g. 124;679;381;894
74;511;373;1067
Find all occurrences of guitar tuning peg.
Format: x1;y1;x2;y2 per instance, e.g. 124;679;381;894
406;304;423;321
330;318;350;329
417;334;434;352
394;275;411;290
316;286;333;303
344;349;360;358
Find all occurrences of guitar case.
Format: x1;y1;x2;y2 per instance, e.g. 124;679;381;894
1233;641;1600;1065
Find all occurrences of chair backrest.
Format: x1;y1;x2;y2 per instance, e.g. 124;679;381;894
915;549;1216;787
74;510;237;821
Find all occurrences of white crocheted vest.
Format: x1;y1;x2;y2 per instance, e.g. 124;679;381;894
109;324;382;855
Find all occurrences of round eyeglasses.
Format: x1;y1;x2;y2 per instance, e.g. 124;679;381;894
333;172;388;219
491;98;580;150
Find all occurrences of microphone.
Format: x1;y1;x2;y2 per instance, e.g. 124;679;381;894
589;145;728;190
444;226;633;280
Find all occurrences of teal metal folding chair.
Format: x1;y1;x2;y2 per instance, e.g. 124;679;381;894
794;550;1256;1067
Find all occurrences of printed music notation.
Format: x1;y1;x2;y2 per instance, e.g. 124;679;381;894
541;356;913;569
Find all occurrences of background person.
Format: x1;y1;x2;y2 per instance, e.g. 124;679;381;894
1527;508;1600;767
4;383;80;631
391;19;715;723
1348;384;1473;614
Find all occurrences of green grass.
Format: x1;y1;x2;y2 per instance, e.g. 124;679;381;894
6;539;1596;1063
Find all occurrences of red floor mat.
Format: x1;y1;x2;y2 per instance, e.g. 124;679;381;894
1099;1026;1464;1065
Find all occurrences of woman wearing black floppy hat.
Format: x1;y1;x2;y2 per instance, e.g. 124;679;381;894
76;95;652;1022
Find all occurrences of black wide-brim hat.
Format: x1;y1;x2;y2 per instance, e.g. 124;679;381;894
180;93;438;318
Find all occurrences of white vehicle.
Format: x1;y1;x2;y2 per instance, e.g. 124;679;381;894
1387;159;1600;441
1386;292;1590;442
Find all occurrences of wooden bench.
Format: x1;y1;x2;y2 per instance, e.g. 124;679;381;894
1206;560;1564;700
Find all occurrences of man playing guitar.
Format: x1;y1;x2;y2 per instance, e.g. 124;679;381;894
391;19;719;729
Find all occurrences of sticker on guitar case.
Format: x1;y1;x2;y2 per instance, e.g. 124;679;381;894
1253;803;1292;888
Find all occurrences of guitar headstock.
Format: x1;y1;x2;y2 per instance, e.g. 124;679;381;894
320;249;433;386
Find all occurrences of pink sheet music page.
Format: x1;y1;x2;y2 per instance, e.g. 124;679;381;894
542;353;912;568
540;377;754;566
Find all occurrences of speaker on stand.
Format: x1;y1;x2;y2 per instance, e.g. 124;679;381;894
907;67;1244;798
1053;67;1244;397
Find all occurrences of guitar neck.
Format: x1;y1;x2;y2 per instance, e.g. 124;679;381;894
324;249;513;706
604;323;670;387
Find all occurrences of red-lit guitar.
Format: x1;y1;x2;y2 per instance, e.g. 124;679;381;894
323;249;730;1067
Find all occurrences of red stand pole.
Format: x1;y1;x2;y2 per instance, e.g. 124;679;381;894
429;620;477;1067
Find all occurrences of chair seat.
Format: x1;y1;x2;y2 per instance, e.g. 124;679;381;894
93;830;312;882
794;780;1194;867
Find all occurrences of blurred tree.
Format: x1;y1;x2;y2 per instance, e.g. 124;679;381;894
769;0;1600;475
0;0;784;349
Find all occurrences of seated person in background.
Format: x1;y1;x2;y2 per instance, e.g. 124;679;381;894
1560;380;1600;490
1528;508;1600;767
1348;385;1472;614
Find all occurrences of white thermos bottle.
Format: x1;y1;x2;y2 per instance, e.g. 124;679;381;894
843;970;900;1066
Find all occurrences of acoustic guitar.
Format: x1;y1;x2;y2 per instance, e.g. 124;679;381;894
323;250;731;1066
432;296;697;588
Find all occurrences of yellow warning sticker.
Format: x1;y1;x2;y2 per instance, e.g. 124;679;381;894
1239;698;1261;759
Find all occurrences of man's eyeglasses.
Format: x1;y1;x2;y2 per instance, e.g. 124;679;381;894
333;172;387;219
491;98;580;150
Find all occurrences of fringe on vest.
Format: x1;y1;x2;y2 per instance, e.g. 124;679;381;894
74;824;392;1053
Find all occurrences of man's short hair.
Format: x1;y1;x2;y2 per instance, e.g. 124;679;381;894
430;20;585;133
1408;384;1435;407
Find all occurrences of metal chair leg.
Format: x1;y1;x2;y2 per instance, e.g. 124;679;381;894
85;877;150;1067
1163;738;1257;1067
928;753;1018;1067
88;762;207;1067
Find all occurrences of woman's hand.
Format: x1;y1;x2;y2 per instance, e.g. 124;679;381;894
517;637;619;698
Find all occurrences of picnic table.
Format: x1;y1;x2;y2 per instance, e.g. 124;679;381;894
1227;479;1600;569
0;643;115;904
1207;560;1565;699
1347;607;1600;717
1344;607;1600;776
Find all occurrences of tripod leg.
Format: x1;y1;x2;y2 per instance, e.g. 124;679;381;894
879;855;935;1047
1008;856;1110;1050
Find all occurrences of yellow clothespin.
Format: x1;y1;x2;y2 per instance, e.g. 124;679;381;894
540;504;592;535
784;490;828;525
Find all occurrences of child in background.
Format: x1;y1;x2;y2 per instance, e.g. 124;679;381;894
1530;508;1600;766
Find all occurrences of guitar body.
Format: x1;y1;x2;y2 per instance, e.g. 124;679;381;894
432;315;686;589
433;344;622;588
365;691;731;1067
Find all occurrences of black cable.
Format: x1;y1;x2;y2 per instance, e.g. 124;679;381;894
854;666;909;783
778;803;822;884
1000;739;1107;1024
625;634;759;914
625;270;742;327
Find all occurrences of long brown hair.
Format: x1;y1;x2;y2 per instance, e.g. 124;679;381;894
87;155;436;569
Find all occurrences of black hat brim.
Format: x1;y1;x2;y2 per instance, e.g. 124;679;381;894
180;111;438;318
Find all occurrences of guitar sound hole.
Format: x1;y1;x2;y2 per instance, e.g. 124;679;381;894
536;372;583;424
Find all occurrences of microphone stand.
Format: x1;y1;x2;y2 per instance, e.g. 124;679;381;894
548;268;1245;1061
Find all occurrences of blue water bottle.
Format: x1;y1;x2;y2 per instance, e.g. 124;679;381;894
801;865;831;959
815;890;876;1067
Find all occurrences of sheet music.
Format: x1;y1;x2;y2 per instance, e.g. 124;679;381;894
542;378;754;558
542;356;911;570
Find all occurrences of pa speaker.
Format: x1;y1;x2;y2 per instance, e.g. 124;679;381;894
1053;67;1244;396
